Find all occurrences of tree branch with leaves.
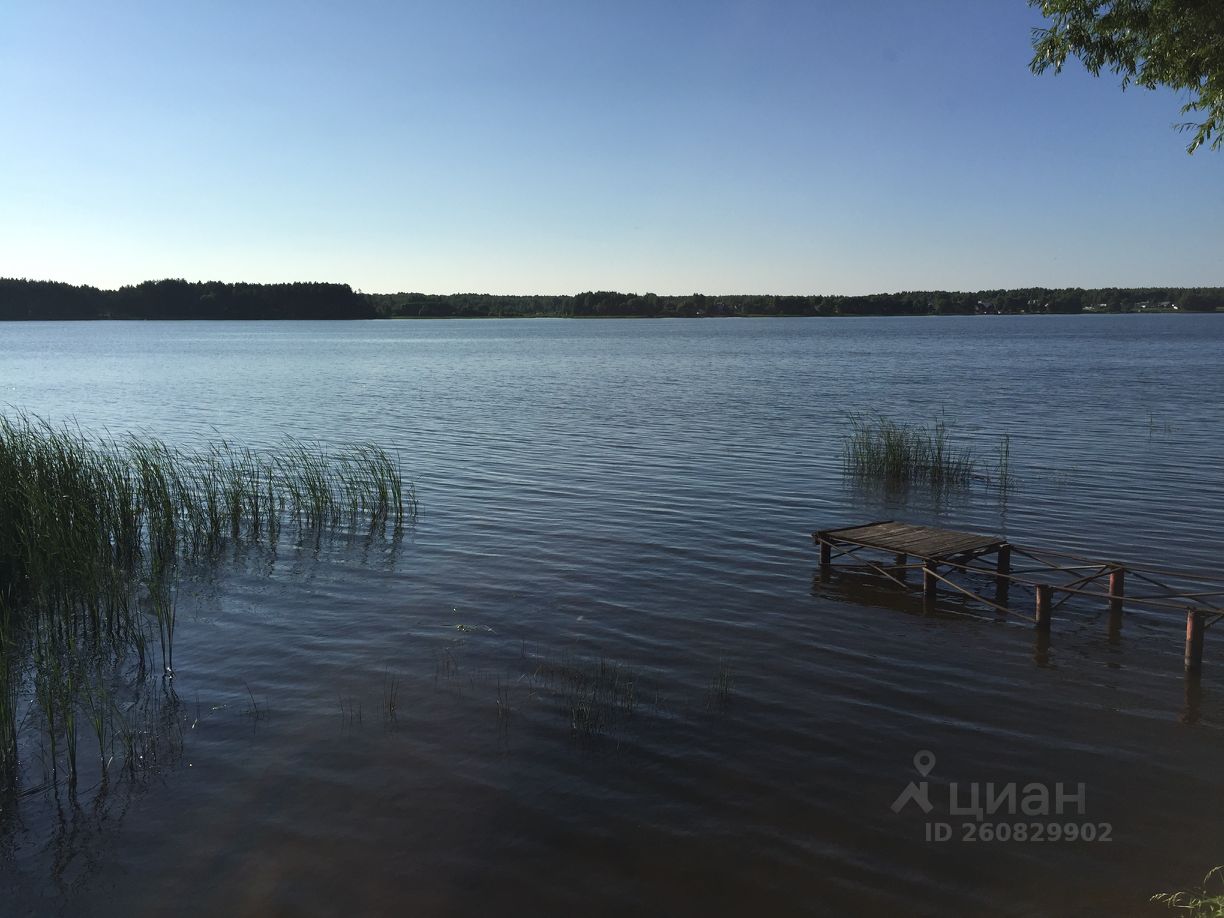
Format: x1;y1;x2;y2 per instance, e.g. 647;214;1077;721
1029;0;1224;152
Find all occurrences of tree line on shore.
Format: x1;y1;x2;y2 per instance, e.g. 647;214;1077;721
1;277;1220;320
0;278;374;320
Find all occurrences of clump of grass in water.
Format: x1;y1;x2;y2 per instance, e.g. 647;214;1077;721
0;619;18;783
842;414;975;486
338;694;363;728
531;655;638;737
382;670;401;724
240;682;267;721
1153;866;1224;916
995;433;1013;490
0;413;415;788
495;679;511;728
707;660;734;709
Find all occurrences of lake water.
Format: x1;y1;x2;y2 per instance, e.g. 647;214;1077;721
2;315;1223;917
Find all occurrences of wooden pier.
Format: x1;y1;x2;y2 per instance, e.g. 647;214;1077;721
813;520;1224;674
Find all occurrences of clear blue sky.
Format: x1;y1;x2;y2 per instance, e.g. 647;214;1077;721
1;0;1219;295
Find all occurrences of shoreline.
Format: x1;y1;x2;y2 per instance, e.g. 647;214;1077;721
0;310;1207;322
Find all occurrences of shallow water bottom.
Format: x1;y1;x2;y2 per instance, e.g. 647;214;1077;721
4;538;1224;918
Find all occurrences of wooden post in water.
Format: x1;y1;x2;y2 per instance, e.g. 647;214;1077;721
995;544;1012;604
1108;567;1125;635
815;534;833;583
923;566;938;606
1035;584;1052;631
1108;568;1125;615
1034;630;1052;668
1185;609;1206;674
1182;674;1203;725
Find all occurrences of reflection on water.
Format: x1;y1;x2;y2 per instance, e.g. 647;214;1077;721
1;315;1224;916
1;685;184;906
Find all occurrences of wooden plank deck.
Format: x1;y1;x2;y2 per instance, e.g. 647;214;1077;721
813;519;1224;674
818;520;1006;560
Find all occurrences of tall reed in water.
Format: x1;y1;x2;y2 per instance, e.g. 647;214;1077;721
842;414;976;486
1151;865;1224;915
0;621;17;781
0;413;415;786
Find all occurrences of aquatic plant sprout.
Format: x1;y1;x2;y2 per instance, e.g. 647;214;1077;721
0;413;415;787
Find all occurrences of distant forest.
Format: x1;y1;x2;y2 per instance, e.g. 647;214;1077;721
1;277;1222;320
0;279;374;320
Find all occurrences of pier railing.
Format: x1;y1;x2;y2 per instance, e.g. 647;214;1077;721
813;521;1224;674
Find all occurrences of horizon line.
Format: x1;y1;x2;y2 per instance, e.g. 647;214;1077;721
5;276;1222;297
